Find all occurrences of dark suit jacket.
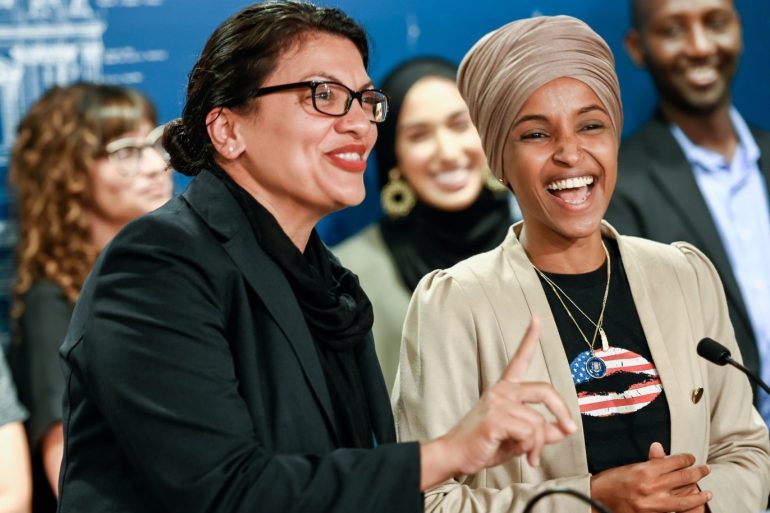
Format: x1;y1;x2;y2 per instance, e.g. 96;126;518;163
606;113;770;389
57;170;422;513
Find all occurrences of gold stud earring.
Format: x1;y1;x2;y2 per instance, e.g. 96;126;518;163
381;167;416;218
483;166;507;192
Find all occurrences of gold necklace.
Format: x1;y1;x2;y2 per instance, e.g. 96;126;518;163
537;245;611;351
533;242;611;379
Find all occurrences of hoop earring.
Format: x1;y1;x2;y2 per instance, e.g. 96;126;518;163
484;166;507;192
381;167;416;218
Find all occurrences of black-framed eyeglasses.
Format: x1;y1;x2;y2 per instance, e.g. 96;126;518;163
104;124;170;177
253;80;389;123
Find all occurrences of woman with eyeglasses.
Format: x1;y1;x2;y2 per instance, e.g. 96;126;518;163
9;82;173;509
54;3;576;512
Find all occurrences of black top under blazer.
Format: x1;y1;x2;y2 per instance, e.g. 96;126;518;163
57;170;422;513
606;113;770;393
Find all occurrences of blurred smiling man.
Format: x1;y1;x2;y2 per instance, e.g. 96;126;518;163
607;0;770;424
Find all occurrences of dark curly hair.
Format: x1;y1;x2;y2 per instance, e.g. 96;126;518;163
163;0;369;176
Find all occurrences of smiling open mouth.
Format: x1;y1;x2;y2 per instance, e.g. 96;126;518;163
685;65;719;88
546;175;594;205
433;168;471;186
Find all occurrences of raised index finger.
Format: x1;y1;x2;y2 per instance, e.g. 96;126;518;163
500;315;541;383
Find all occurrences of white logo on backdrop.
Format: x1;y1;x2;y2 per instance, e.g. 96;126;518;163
0;0;168;166
0;0;105;165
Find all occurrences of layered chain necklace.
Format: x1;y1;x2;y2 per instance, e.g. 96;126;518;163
533;242;611;379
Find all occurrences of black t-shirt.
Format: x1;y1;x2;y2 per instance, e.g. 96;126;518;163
537;239;671;474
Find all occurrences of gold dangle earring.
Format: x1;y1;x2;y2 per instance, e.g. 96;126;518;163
380;167;416;218
483;166;507;192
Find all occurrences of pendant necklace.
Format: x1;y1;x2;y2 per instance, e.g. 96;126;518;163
533;242;611;379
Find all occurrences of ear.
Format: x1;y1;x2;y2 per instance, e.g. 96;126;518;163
624;29;646;68
205;107;245;161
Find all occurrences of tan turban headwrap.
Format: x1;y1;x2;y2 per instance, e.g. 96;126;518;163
458;15;622;182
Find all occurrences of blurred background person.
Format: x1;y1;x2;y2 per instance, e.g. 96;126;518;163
394;14;770;513
8;82;173;509
606;0;770;423
334;57;513;390
0;349;31;513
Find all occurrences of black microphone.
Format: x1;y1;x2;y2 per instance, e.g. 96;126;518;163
697;337;770;394
522;487;614;513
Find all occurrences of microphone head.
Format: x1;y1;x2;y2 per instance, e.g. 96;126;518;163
697;337;732;366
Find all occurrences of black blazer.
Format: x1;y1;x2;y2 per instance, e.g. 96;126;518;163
57;170;422;513
606;113;770;388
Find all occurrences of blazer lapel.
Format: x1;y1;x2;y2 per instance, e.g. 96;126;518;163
640;118;750;331
356;332;395;444
503;225;589;472
613;226;691;454
182;171;340;439
752;127;770;197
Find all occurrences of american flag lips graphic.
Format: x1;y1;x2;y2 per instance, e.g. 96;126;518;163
570;347;663;418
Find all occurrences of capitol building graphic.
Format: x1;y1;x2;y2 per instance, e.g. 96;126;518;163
0;0;105;166
0;0;106;348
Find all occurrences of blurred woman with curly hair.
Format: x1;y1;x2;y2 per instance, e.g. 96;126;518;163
8;82;173;509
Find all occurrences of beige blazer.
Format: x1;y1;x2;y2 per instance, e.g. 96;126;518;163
393;221;770;513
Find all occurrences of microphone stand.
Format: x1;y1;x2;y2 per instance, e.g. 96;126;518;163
697;338;770;394
723;356;770;394
522;487;614;513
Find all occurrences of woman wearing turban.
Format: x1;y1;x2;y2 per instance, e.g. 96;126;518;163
393;15;770;513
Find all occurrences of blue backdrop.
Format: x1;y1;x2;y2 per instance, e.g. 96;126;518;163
3;0;769;241
85;0;770;244
0;0;768;346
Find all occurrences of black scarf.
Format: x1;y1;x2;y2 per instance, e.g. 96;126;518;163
210;168;374;449
380;188;512;291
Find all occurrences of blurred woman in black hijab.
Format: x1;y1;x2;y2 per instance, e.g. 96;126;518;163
335;57;514;390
